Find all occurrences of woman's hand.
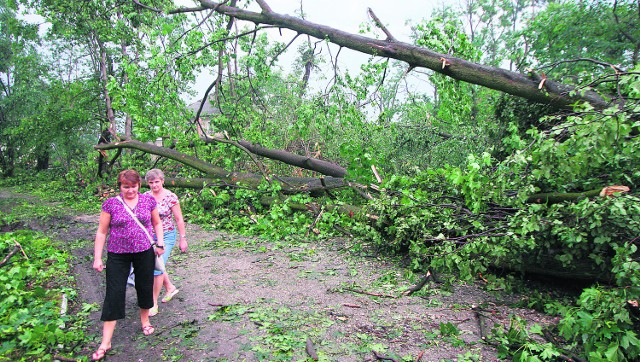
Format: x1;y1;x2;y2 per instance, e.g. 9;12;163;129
93;211;110;273
155;247;165;256
179;238;188;253
93;258;104;272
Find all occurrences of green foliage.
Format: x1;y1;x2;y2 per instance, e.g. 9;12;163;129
525;110;639;192
506;195;640;278
550;286;640;361
0;172;101;213
411;16;502;169
350;72;640;361
492;285;640;361
0;0;47;176
0;0;106;177
524;0;640;84
208;302;333;361
490;317;563;361
0;231;93;361
181;182;359;243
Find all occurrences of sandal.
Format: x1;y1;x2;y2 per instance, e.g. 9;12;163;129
91;346;111;361
142;324;155;336
161;288;179;303
149;305;158;317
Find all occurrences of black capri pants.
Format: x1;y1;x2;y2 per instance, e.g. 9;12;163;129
101;247;155;321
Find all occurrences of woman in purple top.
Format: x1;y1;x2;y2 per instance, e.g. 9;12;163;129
91;170;165;361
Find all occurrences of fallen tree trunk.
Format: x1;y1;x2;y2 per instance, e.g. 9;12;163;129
200;136;347;177
95;140;351;194
163;176;349;195
235;139;347;178
95;139;231;179
526;189;602;204
496;251;613;283
526;185;630;204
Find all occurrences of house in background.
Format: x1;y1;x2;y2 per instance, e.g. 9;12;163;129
187;97;220;138
149;98;220;161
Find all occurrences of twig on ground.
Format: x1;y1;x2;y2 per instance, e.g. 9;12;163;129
306;208;324;237
343;303;361;308
52;355;77;362
478;272;488;283
345;287;397;298
0;241;28;268
333;224;353;237
373;350;398;362
404;270;434;296
305;337;319;360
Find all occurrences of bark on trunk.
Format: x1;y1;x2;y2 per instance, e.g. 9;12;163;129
95;140;349;193
526;189;602;204
97;39;118;140
497;252;613;283
236;140;346;177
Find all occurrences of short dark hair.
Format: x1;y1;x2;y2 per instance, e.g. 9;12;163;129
117;169;141;187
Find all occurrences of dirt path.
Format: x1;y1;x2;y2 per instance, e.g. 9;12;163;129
1;189;553;361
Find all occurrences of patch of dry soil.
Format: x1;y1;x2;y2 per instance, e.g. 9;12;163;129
0;190;554;361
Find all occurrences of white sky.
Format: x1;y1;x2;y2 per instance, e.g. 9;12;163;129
184;0;440;103
267;0;436;37
22;0;442;103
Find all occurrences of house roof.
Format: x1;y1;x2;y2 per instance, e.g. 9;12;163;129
187;98;220;116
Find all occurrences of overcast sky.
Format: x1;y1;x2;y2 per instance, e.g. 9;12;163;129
20;0;442;103
184;0;441;103
265;0;436;38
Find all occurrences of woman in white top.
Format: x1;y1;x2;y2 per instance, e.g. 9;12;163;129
144;169;188;316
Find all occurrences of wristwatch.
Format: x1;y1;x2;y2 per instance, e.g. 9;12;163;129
156;244;165;249
180;235;187;238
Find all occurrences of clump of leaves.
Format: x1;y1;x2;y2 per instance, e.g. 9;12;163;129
0;231;93;361
490;316;562;361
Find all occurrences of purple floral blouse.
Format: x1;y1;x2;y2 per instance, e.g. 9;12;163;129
102;193;157;254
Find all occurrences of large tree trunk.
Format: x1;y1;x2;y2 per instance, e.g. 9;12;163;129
201;136;347;178
497;251;613;283
526;189;602;204
94;139;350;193
0;142;15;177
175;0;610;109
35;152;49;171
96;39;118;140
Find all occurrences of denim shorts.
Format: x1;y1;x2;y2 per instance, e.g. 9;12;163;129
154;228;176;276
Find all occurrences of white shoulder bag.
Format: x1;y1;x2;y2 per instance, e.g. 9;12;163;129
116;196;166;273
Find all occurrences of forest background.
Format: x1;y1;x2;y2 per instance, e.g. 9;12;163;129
1;0;639;361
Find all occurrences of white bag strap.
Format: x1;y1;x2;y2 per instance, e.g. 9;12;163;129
116;196;154;245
